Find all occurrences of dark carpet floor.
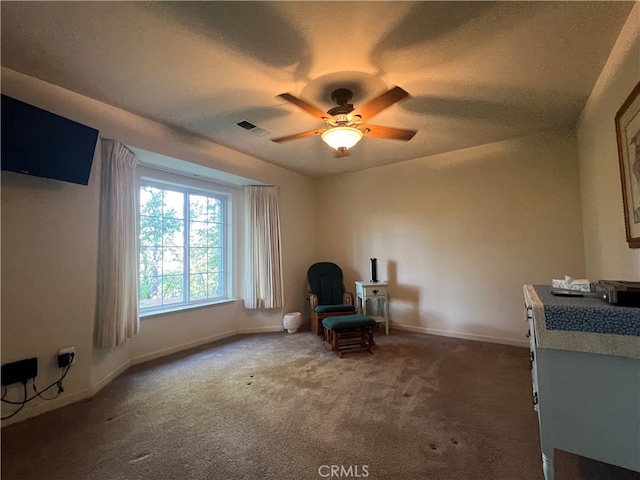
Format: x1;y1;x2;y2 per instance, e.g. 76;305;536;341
2;329;639;480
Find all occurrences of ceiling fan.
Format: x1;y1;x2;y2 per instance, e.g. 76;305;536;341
271;86;417;156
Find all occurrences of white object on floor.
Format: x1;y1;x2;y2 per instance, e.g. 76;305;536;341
283;312;302;333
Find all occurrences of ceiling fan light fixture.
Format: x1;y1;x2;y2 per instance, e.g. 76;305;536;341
321;126;363;151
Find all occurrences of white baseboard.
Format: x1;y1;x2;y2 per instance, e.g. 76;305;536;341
90;360;132;395
392;324;529;348
237;325;286;334
131;329;239;366
1;384;96;427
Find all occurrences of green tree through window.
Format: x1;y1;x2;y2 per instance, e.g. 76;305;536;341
139;182;227;311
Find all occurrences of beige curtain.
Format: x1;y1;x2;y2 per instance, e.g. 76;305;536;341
96;139;139;348
245;185;284;309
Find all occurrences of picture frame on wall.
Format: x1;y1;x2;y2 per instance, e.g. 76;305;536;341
615;81;640;249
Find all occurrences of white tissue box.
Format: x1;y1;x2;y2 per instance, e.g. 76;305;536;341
552;278;594;292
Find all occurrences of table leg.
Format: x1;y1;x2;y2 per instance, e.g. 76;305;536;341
542;451;554;480
384;297;389;335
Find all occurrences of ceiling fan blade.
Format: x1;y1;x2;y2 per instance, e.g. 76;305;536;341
355;86;410;119
270;128;325;143
278;93;328;120
360;124;417;141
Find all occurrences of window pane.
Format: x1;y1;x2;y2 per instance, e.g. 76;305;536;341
140;186;163;217
190;247;207;274
208;248;223;273
190;273;207;300
163;190;184;219
189;194;208;222
140;246;162;281
208;197;223;223
207;272;223;298
162;275;183;304
140;275;162;307
163;217;184;247
163;247;184;274
140;215;161;247
189;221;208;247
207;224;223;247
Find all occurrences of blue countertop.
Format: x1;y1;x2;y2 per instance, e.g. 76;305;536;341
533;285;640;337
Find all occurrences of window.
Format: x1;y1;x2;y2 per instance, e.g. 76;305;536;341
138;175;233;313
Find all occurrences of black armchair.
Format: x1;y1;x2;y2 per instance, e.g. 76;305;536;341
307;262;357;337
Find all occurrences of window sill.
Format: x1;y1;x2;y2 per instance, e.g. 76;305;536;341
140;298;240;319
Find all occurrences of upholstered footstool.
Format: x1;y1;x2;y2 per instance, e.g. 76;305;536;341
322;315;376;357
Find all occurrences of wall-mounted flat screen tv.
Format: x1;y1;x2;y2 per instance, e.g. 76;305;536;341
1;94;99;185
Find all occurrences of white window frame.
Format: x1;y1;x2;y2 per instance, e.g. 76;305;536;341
136;165;240;316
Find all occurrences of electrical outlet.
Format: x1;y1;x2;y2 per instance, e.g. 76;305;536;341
58;347;76;367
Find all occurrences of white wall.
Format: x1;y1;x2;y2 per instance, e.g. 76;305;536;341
317;132;586;345
1;68;317;423
1;165;101;414
577;2;640;280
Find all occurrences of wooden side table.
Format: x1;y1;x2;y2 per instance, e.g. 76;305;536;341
355;281;389;335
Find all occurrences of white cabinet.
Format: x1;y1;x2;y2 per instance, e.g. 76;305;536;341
355;281;389;335
524;285;640;480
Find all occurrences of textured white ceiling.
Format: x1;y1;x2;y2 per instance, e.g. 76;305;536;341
0;1;634;178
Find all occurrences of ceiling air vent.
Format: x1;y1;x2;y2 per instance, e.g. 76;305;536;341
235;119;271;137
